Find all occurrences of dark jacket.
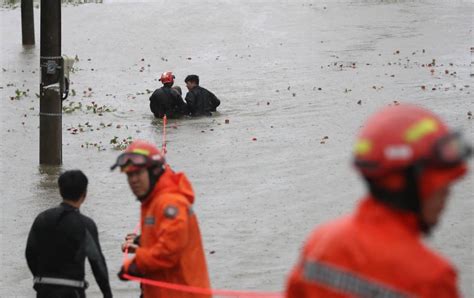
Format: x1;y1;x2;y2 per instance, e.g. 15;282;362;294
184;86;220;116
26;203;112;298
149;86;188;118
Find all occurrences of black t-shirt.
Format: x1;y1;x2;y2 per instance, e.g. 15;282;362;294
26;203;112;297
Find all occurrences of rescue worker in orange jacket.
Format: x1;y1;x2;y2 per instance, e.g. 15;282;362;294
112;140;210;298
286;104;471;298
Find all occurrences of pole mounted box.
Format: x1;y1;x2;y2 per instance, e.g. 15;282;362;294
40;55;74;100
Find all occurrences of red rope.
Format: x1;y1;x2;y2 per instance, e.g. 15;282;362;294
122;273;282;297
162;115;167;155
122;224;282;297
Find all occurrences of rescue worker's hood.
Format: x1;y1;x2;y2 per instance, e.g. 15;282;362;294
143;166;195;205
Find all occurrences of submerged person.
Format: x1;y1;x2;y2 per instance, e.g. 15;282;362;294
286;104;471;298
149;71;188;118
184;74;220;116
112;140;210;298
26;170;112;298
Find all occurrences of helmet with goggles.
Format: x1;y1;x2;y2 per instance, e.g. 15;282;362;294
111;140;165;173
353;104;471;206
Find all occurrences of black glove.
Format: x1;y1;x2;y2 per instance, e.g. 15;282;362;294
133;235;141;245
117;266;128;281
118;261;141;281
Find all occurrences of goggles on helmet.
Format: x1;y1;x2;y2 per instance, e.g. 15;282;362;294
110;153;151;171
427;132;472;168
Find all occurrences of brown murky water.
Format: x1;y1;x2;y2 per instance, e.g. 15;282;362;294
1;0;473;296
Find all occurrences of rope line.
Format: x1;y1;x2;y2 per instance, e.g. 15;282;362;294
122;223;282;297
162;115;167;155
122;273;282;297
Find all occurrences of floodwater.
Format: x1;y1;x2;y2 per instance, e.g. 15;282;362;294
1;0;473;297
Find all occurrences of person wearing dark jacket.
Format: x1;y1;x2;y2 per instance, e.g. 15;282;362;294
26;170;112;298
184;74;220;116
149;71;188;118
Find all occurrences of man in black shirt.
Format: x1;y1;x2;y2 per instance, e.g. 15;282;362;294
184;74;221;116
149;71;188;118
25;170;112;298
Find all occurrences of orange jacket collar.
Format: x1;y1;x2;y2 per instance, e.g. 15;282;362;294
142;167;195;206
355;197;420;237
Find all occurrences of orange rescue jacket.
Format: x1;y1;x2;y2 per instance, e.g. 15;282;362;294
132;168;211;298
286;197;459;298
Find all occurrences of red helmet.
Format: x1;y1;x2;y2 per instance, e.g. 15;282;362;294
354;104;470;200
159;71;175;84
111;140;165;173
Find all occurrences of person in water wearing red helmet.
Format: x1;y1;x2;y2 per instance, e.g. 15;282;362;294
149;71;188;118
112;140;210;298
286;104;471;298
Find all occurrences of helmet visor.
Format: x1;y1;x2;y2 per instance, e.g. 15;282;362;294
110;153;149;171
430;132;472;168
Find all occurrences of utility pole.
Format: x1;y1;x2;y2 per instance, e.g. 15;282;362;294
39;0;62;165
21;0;35;45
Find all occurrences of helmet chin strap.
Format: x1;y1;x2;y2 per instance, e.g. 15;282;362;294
137;166;165;202
366;164;433;234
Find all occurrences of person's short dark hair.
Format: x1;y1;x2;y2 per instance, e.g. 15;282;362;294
184;75;199;85
58;170;88;201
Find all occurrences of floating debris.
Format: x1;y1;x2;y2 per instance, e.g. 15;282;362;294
63;101;83;113
110;136;133;150
10;89;28;100
86;102;117;114
81;141;106;152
